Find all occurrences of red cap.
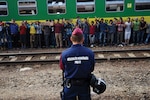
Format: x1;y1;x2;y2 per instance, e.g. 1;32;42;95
72;28;83;35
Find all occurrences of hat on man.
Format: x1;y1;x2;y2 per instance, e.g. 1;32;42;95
72;28;83;35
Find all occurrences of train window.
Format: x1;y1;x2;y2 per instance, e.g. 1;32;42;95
106;0;124;12
18;0;37;15
47;0;66;14
76;0;95;13
135;0;150;11
0;1;8;16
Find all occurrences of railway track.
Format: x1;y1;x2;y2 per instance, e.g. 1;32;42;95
0;48;150;65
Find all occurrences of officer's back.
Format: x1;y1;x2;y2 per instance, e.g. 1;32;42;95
60;28;95;100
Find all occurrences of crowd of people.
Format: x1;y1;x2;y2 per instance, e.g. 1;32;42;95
0;16;150;50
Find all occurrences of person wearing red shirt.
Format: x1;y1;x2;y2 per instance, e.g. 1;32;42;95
116;17;124;46
89;21;96;47
54;19;63;48
19;21;27;49
0;21;5;49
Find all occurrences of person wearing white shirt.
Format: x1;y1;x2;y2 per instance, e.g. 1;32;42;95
124;17;132;45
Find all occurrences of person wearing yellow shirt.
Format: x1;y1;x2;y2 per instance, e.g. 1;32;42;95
30;22;36;48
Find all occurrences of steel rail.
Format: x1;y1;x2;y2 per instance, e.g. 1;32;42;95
0;48;150;56
0;56;150;65
0;48;150;65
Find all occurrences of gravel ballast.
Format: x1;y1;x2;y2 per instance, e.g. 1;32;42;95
0;60;150;100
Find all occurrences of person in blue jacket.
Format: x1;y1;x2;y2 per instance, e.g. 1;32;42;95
59;28;95;100
99;18;108;46
7;19;19;49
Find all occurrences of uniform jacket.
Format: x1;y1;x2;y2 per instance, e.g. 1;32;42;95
60;44;95;79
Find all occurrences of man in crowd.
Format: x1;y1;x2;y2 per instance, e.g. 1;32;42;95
8;19;19;49
54;19;63;48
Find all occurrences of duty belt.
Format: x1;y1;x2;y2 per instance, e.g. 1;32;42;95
64;78;89;88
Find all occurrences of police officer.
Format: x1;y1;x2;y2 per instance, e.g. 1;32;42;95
60;28;95;100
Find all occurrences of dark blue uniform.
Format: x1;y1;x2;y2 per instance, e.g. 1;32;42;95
60;44;95;100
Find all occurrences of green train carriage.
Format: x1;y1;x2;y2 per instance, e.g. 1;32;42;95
0;0;150;24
